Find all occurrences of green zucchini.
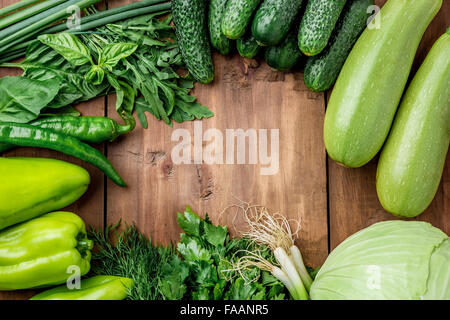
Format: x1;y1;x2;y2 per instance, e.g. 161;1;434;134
376;30;450;218
237;32;261;59
251;0;304;46
222;0;261;40
323;0;442;168
172;0;214;84
298;0;347;56
265;27;303;71
304;0;373;92
209;0;232;55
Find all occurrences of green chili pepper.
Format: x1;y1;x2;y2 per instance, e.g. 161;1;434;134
0;122;126;187
0;116;133;154
0;211;92;290
0;157;90;230
30;275;133;300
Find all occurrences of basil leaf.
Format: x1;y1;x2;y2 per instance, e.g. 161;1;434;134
99;42;138;71
85;65;105;85
0;76;61;123
38;33;93;66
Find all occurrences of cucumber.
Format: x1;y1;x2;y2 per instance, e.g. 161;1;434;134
172;0;214;84
237;32;261;59
298;0;347;56
376;30;450;218
304;0;373;92
265;27;303;71
222;0;260;40
209;0;232;55
323;0;442;168
251;0;304;46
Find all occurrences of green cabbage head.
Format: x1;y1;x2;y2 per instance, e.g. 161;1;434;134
310;221;449;300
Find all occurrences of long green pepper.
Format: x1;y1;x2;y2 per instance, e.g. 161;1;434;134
0;122;126;187
0;116;133;154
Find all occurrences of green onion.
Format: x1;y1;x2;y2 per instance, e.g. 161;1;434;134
0;0;101;54
48;1;171;33
0;0;41;18
0;0;68;30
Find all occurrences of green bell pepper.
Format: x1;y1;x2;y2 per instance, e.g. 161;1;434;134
0;157;90;230
0;211;92;290
30;275;134;300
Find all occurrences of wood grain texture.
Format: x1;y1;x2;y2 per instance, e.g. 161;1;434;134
328;0;450;249
106;50;329;267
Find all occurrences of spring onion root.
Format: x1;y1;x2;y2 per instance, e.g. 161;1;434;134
221;202;313;300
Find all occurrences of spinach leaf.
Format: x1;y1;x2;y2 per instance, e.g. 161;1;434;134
0;76;61;123
38;33;93;66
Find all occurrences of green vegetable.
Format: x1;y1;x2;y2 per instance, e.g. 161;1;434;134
0;116;133;154
0;211;92;290
89;207;288;300
30;275;133;300
304;0;373;92
0;157;90;230
0;123;125;187
172;0;214;84
237;32;261;59
0;1;172;61
0;0;66;30
265;27;303;71
89;223;177;300
209;0;232;55
251;0;304;46
310;221;449;300
376;30;450;218
298;0;347;56
0;0;102;54
0;0;41;18
0;76;61;123
221;0;261;40
1;12;212;128
323;0;442;168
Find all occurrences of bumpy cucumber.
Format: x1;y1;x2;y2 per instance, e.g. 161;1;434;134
298;0;347;56
324;0;442;168
172;0;214;84
209;0;232;55
251;0;304;46
265;27;303;71
222;0;260;40
376;30;450;218
237;32;261;59
304;0;373;92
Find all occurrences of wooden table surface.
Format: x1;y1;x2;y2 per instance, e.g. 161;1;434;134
0;0;448;300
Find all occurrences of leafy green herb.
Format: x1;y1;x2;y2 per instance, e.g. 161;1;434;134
0;76;61;123
89;207;288;301
38;33;93;66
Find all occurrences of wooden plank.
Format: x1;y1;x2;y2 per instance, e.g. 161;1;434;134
0;0;106;300
328;0;450;249
106;0;328;267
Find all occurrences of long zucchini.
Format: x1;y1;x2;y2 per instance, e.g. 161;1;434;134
323;0;442;168
376;30;450;218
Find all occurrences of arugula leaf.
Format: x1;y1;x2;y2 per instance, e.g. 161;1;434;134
0;76;61;123
38;33;93;66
